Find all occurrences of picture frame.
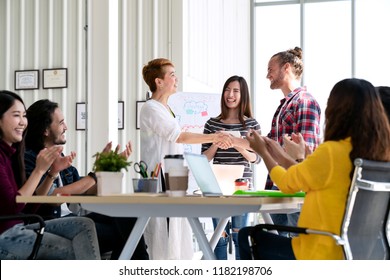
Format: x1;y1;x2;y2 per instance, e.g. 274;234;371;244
136;101;146;130
76;102;86;130
43;68;68;89
14;70;39;90
118;101;124;130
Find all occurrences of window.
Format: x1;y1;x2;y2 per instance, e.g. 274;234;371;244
355;0;390;85
304;0;351;136
253;0;390;189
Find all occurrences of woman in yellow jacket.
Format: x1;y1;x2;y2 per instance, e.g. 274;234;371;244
238;78;390;260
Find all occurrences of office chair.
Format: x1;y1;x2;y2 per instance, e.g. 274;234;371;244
249;158;390;260
0;213;46;260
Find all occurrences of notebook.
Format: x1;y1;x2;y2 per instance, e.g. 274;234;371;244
233;189;305;197
184;152;224;196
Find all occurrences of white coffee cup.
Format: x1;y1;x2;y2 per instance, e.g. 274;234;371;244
164;154;184;173
167;167;188;196
164;154;184;190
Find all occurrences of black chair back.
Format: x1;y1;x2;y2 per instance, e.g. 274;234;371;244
342;158;390;259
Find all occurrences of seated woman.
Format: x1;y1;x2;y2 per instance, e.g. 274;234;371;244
238;78;390;260
0;90;100;260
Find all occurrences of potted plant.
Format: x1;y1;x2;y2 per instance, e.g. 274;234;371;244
92;150;132;196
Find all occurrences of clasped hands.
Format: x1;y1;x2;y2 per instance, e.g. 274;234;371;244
212;131;242;149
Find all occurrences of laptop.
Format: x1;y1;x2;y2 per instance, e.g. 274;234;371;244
184;152;243;196
184;152;305;199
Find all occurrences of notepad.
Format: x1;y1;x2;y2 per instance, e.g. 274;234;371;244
233;190;305;197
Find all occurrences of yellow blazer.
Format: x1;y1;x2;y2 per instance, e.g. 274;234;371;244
270;138;352;259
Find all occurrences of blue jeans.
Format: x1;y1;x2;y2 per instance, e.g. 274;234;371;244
238;226;295;260
270;185;300;237
0;216;100;260
269;212;300;237
212;213;249;260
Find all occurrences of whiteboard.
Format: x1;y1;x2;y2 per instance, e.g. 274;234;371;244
168;91;221;154
168;91;222;193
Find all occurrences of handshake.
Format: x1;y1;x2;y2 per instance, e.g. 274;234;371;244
212;131;247;150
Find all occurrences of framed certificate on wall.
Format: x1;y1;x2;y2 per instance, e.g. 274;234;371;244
76;102;86;130
118;101;124;130
14;70;39;90
136;101;146;130
43;68;68;89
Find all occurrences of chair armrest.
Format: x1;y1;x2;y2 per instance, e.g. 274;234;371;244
0;213;45;232
251;224;345;246
0;214;46;259
253;224;308;234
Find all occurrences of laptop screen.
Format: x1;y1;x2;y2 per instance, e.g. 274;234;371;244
184;153;223;196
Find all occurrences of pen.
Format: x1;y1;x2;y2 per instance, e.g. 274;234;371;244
152;163;160;179
155;163;161;178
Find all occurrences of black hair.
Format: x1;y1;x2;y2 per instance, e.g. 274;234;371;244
25;99;59;152
0;90;27;186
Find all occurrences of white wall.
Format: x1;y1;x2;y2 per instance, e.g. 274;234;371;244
0;0;251;183
182;0;251;93
0;0;88;172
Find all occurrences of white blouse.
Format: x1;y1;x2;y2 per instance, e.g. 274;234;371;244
140;99;193;260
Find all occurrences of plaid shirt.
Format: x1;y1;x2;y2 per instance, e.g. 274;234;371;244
265;86;321;189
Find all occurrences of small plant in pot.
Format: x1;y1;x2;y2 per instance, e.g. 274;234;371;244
93;150;132;195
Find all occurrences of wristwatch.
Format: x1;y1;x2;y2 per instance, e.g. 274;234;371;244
88;172;98;184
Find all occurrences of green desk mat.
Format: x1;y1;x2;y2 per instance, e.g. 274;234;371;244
233;190;305;197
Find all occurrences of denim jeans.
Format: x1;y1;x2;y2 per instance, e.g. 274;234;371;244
238;226;295;260
270;185;300;237
66;212;149;260
269;212;300;237
212;213;249;260
0;216;100;260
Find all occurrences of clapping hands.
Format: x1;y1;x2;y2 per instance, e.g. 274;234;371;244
245;130;310;168
50;151;76;174
36;146;64;174
101;141;133;159
283;132;312;160
245;130;268;156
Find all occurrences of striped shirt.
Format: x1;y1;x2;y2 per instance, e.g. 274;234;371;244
202;117;261;187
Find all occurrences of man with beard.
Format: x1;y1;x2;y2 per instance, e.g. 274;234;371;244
265;47;321;234
23;99;149;260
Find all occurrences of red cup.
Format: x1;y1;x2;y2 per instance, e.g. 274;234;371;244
235;178;249;191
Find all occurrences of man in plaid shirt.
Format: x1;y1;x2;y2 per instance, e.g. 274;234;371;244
265;47;321;234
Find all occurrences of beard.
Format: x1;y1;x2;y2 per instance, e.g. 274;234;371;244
53;134;66;145
270;72;284;90
54;139;66;145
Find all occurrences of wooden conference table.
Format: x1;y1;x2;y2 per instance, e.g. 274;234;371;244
16;194;303;260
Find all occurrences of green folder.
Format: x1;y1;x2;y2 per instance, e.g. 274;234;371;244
233;190;305;197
